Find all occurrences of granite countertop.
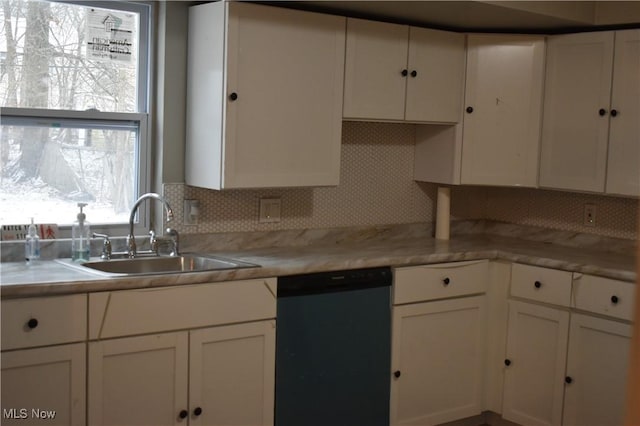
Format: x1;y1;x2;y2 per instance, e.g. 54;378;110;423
1;231;636;299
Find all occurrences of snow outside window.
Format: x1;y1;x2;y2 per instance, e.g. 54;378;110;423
0;0;151;229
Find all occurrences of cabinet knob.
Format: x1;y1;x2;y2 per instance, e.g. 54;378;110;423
393;370;401;378
611;109;618;117
565;376;573;384
443;277;451;286
27;318;39;329
229;92;238;101
504;359;511;366
179;410;188;419
534;281;542;289
193;407;203;417
611;295;619;304
599;108;607;116
466;106;473;114
401;69;408;77
410;70;417;77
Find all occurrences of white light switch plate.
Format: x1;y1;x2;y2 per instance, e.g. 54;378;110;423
259;198;281;223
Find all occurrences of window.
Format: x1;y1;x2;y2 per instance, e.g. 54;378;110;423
0;0;151;229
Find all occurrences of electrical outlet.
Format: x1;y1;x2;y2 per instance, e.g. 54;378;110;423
583;203;597;227
259;198;281;223
183;199;200;225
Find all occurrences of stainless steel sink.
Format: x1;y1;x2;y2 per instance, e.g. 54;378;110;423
56;254;258;276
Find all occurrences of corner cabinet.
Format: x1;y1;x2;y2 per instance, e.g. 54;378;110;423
414;34;545;186
343;18;465;123
460;34;545;187
186;2;345;189
539;30;640;196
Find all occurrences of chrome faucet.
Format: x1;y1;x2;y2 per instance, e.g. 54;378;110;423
127;193;174;258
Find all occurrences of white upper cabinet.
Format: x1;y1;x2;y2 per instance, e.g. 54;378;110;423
343;18;465;123
540;32;614;193
461;34;545;187
540;30;639;196
605;29;640;196
414;35;544;186
186;2;345;189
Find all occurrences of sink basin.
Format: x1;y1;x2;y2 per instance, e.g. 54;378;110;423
56;254;258;276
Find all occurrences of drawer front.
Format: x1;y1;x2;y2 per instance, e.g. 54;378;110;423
1;294;87;350
511;264;572;307
573;274;635;321
393;260;489;304
89;278;277;339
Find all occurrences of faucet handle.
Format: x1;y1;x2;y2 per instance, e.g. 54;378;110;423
92;233;112;260
166;228;180;257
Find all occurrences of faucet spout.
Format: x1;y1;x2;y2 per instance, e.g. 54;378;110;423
127;193;174;258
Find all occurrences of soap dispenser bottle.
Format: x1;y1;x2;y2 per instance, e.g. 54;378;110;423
25;217;40;264
72;203;91;262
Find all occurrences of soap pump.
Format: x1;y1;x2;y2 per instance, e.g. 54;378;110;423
72;203;91;262
25;217;40;264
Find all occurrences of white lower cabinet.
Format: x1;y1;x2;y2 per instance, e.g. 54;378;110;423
391;260;489;426
89;321;275;426
1;343;86;426
391;297;486;425
502;265;635;426
562;314;632;426
502;300;570;426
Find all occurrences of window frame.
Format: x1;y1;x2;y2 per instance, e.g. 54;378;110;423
0;0;154;238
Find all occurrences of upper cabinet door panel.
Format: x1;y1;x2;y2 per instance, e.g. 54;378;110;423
605;29;640;197
405;27;465;123
539;32;614;193
225;4;346;188
186;2;345;190
343;18;409;121
461;35;545;187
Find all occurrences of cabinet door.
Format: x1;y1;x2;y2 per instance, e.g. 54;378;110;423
461;35;545;187
405;27;465;123
188;2;345;190
563;314;632;426
343;18;409;121
88;332;188;426
540;32;614;192
390;296;486;425
189;321;276;426
502;301;569;426
606;29;640;196
223;3;345;188
1;343;85;426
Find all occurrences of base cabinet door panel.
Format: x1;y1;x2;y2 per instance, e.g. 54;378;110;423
88;332;189;426
390;296;486;426
562;314;632;426
1;343;86;426
502;301;569;426
189;321;276;426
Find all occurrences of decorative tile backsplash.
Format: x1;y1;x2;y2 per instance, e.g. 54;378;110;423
167;122;638;241
164;122;437;234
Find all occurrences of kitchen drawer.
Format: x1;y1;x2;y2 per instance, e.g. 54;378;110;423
572;274;635;321
89;278;277;339
1;294;87;350
511;264;572;307
393;260;489;304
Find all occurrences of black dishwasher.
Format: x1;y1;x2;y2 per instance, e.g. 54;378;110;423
275;267;391;426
